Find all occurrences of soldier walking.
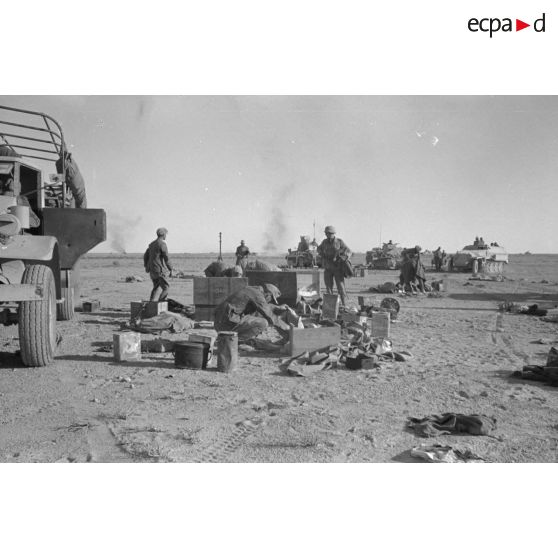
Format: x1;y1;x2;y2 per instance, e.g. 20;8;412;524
144;227;173;301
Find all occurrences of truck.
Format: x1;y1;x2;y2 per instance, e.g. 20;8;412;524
0;104;106;366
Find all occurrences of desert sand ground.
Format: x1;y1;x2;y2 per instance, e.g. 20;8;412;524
1;253;557;463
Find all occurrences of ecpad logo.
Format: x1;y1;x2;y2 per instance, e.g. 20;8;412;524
468;13;546;37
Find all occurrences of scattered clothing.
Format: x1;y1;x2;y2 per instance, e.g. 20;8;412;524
410;444;487;463
512;349;558;386
130;312;194;334
407;413;497;438
166;298;196;318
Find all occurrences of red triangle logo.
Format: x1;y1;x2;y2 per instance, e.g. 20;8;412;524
516;19;530;31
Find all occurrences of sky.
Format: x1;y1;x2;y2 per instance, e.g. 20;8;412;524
1;95;557;254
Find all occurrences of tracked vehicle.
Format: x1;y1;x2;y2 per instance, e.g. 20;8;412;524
449;240;508;274
365;241;403;270
0;105;106;366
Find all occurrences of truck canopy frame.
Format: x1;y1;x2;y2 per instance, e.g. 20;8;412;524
0;104;67;199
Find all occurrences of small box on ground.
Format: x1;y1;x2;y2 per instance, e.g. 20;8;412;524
82;300;101;312
130;301;168;320
113;332;141;362
322;293;340;320
289;324;341;356
367;311;390;339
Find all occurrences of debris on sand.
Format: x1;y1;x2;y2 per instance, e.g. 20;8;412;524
499;302;548;317
410;444;487;463
469;274;504;282
141;338;175;353
406;413;497;437
124;275;144;283
511;347;558;386
129;312;195;334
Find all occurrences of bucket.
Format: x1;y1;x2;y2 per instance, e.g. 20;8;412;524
174;341;207;369
217;331;238;373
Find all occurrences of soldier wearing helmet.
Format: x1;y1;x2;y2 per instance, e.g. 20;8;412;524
317;225;351;307
143;227;173;301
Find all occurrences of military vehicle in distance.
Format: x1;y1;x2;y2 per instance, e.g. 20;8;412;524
285;235;321;268
0;105;106;366
449;239;508;274
365;241;403;270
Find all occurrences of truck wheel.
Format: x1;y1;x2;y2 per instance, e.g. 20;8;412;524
18;264;56;367
57;287;75;320
472;259;479;274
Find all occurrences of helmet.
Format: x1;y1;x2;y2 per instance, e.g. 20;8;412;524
156;227;168;237
324;225;336;234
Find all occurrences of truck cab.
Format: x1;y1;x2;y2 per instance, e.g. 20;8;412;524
0;104;106;366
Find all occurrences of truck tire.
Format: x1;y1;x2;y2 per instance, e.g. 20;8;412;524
18;264;56;367
57;287;75;320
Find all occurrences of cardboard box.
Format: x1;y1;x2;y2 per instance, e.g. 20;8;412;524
130;300;168;320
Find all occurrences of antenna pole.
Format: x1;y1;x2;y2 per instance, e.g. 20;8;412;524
218;232;223;261
379;224;382;246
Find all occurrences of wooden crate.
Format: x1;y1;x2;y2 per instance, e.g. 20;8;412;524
245;271;298;306
193;277;248;306
288;324;341;356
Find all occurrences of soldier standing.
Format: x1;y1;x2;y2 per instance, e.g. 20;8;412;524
235;240;251;272
317;225;351;307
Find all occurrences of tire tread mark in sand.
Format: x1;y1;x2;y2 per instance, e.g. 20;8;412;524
194;419;262;463
490;311;530;365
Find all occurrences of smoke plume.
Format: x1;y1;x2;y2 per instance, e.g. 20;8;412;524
262;183;295;252
108;211;144;253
